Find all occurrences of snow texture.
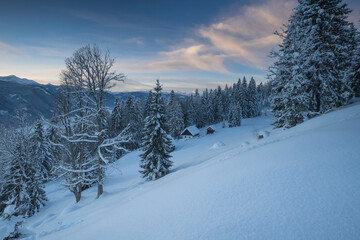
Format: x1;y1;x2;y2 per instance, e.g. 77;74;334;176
2;101;360;240
210;141;225;149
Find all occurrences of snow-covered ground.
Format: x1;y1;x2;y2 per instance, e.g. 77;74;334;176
2;102;360;240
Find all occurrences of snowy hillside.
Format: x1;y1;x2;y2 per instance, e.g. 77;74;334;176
3;102;360;240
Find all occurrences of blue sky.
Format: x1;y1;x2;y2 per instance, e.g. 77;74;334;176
1;0;359;92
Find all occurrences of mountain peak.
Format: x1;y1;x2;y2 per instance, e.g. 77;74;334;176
0;75;40;85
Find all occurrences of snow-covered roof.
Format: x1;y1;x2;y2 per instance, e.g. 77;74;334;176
207;125;216;130
181;126;200;136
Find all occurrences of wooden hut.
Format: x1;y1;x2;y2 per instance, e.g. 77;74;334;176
206;125;216;134
181;126;200;139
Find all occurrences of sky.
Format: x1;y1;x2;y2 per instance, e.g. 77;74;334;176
1;0;360;92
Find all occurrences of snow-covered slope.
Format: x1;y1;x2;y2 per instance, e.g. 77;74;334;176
5;102;360;240
0;75;40;85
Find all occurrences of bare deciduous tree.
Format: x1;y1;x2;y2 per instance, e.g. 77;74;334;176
59;44;126;199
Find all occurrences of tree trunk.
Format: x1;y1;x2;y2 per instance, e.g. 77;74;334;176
75;192;81;203
97;108;104;199
97;154;103;198
74;183;82;203
97;183;103;198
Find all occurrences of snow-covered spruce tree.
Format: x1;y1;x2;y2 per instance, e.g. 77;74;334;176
300;0;353;112
0;127;8;215
349;23;360;97
214;86;224;123
167;90;184;139
111;95;144;151
123;95;134;127
183;95;196;127
208;89;216;124
248;77;260;118
193;89;202;127
228;102;242;127
199;88;215;126
241;77;249;118
257;82;271;111
0;124;47;219
126;97;144;149
269;9;314;128
110;97;123;137
140;80;173;181
223;84;231;114
144;91;153;118
134;98;145;122
270;0;354;128
234;79;244;113
269;24;293;127
29;120;54;181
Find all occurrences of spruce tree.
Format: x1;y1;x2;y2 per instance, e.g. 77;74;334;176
349;23;360;97
269;0;354;128
235;79;244;111
300;0;353;113
110;97;122;137
193;89;202;127
0;128;47;219
207;89;215;125
269;12;305;128
242;77;249;118
214;86;224;122
29;121;54;181
184;95;196;127
123;96;144;150
139;80;173;181
144;91;153;118
248;77;259;118
197;89;209;128
223;84;231;113
228;102;242;127
167;90;185;139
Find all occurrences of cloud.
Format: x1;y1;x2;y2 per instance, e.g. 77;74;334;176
0;41;68;84
118;0;295;75
112;73;268;93
149;45;229;73
124;37;145;46
1;0;300;91
193;0;295;69
0;41;72;58
0;41;20;53
112;78;152;92
65;9;127;28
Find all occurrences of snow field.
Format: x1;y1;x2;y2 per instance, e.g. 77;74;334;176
9;102;360;240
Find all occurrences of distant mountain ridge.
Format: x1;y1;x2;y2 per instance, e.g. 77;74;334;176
0;75;40;85
0;78;57;125
0;75;178;125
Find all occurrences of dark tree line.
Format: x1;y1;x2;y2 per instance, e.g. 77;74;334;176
181;77;270;129
110;76;270;142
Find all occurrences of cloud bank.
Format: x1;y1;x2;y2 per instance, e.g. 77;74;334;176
119;0;295;75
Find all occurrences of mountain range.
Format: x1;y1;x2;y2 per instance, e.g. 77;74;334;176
0;75;151;125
